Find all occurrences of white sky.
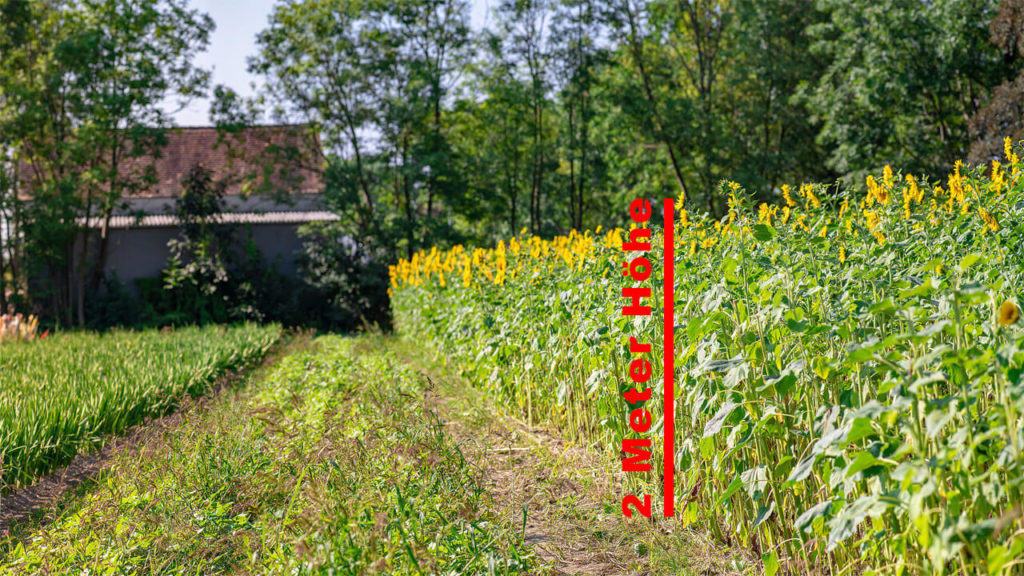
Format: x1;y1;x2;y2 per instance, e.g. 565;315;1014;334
169;0;493;126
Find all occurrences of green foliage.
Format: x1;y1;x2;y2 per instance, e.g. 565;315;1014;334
0;0;213;326
295;221;392;330
0;323;280;491
393;153;1024;573
248;0;472;261
162;163;234;323
802;0;1009;183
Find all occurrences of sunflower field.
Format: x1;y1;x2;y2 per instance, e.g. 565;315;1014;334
392;139;1024;575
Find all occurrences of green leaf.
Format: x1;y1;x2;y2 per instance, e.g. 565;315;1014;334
812;356;832;379
762;551;779;576
752;224;777;241
703;401;739;437
845;418;876;444
740;465;768;500
752;501;775;530
959;253;983;270
717;474;745;504
794;500;832;533
868;298;896;315
723;257;740;284
925;408;956;438
988;545;1010;576
827;495;888;550
845;451;880;478
585;368;608;396
787;455;817;483
766;372;798;396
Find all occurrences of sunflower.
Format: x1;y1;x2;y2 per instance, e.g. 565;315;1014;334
998;300;1020;327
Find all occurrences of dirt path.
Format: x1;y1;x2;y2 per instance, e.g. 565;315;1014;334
397;345;758;576
460;411;647;575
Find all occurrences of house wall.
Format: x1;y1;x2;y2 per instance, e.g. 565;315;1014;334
103;223;308;292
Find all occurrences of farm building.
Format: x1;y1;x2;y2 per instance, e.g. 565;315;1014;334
76;124;334;288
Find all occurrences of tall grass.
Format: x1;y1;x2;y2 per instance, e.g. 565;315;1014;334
393;153;1024;574
0;323;280;490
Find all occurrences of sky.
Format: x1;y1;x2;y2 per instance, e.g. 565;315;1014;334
169;0;492;126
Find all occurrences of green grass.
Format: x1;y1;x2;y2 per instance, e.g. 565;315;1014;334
0;323;280;491
0;335;539;575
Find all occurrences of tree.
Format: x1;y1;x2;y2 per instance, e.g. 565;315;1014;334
162;163;232;323
601;0;733;213
449;33;534;239
493;0;555;234
803;0;1005;183
969;0;1024;163
721;0;833;198
0;0;212;326
251;0;472;260
552;0;604;230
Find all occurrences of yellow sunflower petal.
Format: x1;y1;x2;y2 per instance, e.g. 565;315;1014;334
998;300;1020;327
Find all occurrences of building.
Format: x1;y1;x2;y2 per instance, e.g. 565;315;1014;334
80;125;335;288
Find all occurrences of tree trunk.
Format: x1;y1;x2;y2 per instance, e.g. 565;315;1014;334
0;246;7;315
623;0;690;204
510;145;519;233
402;134;415;260
568;100;577;230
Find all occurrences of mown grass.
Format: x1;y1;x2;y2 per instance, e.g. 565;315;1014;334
0;324;280;491
392;155;1024;574
0;335;538;575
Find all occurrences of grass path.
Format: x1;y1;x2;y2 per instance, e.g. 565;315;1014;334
0;334;756;575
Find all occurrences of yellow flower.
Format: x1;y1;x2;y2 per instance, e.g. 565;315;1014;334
801;184;821;209
839;246;846;264
948;161;966;207
978;208;1000;233
998;300;1020;327
903;174;921;219
1005;137;1021;175
867;175;885;205
863;209;879;231
782;185;796;207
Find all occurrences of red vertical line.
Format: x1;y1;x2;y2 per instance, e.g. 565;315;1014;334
663;198;675;518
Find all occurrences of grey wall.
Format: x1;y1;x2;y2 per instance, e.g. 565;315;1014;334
104;223;308;292
105;227;176;285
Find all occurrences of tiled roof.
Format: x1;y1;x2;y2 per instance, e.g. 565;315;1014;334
138;125;323;198
19;124;324;199
80;211;340;229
